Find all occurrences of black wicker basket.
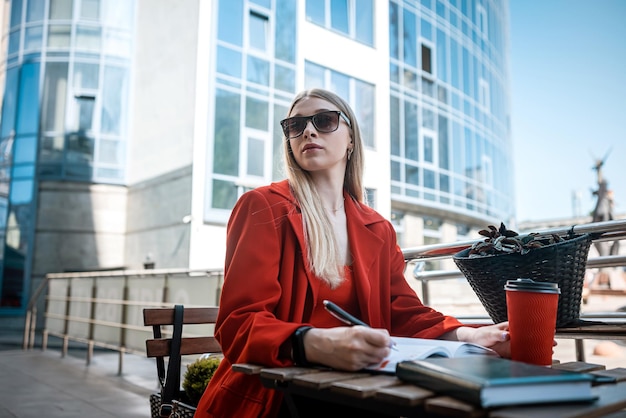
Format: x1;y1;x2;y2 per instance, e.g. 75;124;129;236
150;392;196;418
453;233;594;327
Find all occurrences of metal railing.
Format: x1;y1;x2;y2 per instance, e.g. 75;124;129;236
24;268;223;374
403;219;626;309
404;219;626;362
24;219;626;372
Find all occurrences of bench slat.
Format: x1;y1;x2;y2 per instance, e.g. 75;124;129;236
143;307;219;326
145;336;221;357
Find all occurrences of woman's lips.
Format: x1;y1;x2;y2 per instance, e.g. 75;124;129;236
302;143;322;152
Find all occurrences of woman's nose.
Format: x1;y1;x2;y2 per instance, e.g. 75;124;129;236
302;119;317;136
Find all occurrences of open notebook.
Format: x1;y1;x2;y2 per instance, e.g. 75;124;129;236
367;336;498;374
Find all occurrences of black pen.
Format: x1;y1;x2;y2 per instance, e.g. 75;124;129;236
322;300;398;351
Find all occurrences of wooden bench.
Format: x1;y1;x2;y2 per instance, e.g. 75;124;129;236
143;306;221;418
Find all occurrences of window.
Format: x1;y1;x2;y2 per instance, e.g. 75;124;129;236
423;216;442;231
306;0;374;46
424;135;434;163
7;30;17;56
250;0;271;7
422;108;435;130
274;0;296;63
476;4;488;38
24;26;43;51
390;95;400;156
41;63;68;135
481;155;493;187
10;0;23;26
438;115;449;169
406;164;419;186
420;112;438;169
389;2;399;59
245;96;268;130
304;62;376;149
73;95;96;132
421;44;432;74
404;101;418;161
249;11;268;52
403;10;417;67
47;25;72;48
73;63;100;89
49;0;73;20
216;46;242;78
80;0;100;20
213;89;241;177
100;66;128;135
218;0;243;46
76;25;102;51
456;223;471;237
246;136;265;177
354;80;375;149
16;63;41;136
365;188;377;209
102;0;134;29
246;55;270;86
478;78;490;111
306;0;324;25
330;0;349;34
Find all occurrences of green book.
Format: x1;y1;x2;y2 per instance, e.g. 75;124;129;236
396;356;597;408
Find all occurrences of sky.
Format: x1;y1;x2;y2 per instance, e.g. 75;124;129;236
508;0;626;222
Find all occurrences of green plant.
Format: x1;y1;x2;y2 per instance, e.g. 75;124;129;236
182;356;222;406
468;222;568;257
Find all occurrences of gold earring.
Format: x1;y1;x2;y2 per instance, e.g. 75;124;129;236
347;148;353;161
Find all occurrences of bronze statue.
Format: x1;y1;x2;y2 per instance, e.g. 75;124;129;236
590;150;620;289
591;150;613;224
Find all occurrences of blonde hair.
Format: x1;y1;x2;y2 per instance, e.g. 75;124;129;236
282;89;366;287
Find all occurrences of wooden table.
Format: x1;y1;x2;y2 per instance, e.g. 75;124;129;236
457;319;626;362
555;322;626;362
233;362;626;418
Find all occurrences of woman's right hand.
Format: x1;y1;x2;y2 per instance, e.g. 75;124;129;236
302;326;393;371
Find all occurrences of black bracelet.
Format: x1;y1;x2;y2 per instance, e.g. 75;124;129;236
291;326;313;366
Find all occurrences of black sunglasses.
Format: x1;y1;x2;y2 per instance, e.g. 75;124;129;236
280;110;351;139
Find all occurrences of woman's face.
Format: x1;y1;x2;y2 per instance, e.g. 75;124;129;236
286;96;352;177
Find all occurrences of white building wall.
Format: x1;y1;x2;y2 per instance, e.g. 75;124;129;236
34;182;127;275
128;0;200;184
125;0;203;269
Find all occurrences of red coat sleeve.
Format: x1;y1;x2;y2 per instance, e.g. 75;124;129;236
215;188;303;367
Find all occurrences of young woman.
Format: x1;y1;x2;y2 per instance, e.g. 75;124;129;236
194;89;510;418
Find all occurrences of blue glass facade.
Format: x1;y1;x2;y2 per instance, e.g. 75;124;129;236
0;0;134;310
389;0;512;220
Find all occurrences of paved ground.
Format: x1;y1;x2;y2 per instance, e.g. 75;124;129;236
0;286;624;418
0;347;157;418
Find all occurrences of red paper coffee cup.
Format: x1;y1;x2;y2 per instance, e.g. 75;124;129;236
505;278;560;366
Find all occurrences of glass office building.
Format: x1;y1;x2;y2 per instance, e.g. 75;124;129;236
0;0;134;313
0;0;513;317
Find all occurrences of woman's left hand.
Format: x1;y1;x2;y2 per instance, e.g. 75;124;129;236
465;322;512;358
442;322;512;358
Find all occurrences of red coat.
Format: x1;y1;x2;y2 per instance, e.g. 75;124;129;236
194;180;463;418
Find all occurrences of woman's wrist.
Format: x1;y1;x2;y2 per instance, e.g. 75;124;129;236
292;326;313;366
440;326;473;342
